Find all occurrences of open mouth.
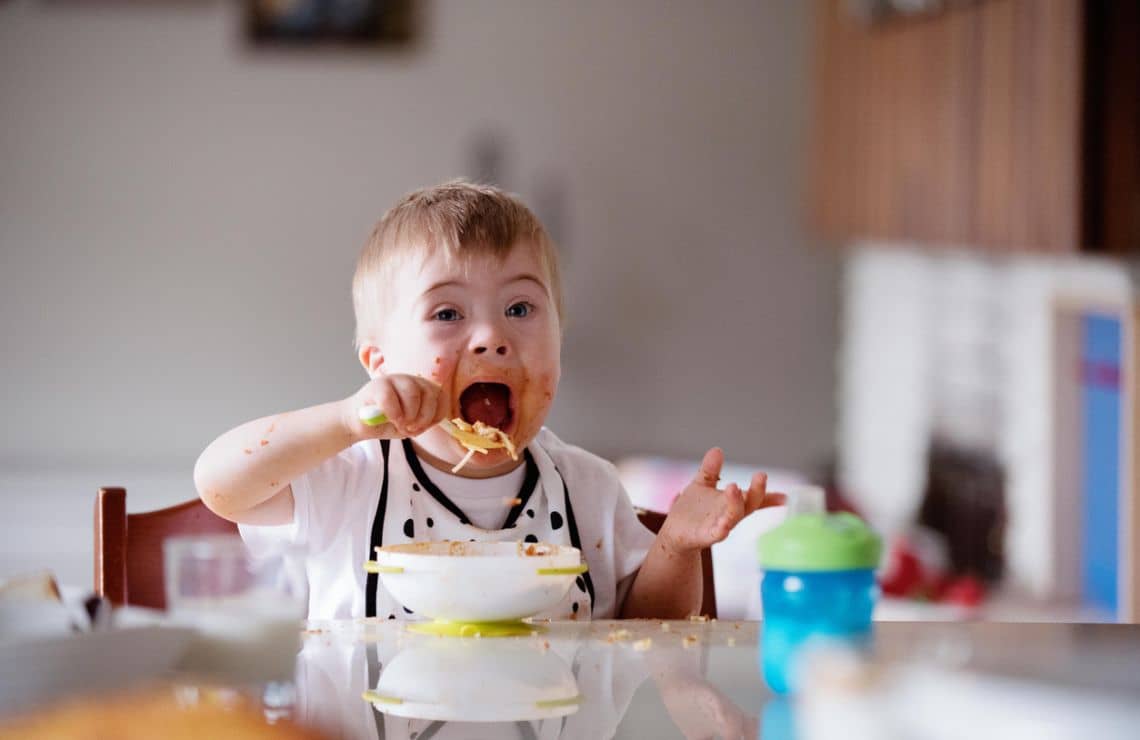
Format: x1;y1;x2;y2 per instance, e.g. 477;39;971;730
458;382;514;430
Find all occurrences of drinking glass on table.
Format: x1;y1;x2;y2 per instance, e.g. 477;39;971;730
164;534;306;683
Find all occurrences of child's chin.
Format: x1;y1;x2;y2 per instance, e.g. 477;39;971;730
461;447;515;468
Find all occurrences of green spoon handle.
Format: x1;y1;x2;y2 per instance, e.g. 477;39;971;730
358;405;389;426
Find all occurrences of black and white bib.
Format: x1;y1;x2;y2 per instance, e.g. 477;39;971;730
363;439;595;621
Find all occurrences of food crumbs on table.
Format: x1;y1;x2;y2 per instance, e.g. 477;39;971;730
302;629;325;635
606;629;632;643
660;622;671;632
682;634;699;649
689;615;710;623
632;638;652;651
727;637;736;647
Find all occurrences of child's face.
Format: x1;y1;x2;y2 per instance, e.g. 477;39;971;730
364;242;561;476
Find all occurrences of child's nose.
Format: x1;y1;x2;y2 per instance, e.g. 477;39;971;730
469;323;510;358
469;319;511;357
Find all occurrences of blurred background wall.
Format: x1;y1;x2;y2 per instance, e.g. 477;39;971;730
0;0;838;586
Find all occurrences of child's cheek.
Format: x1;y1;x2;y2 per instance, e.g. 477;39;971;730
519;374;557;431
542;372;557;402
430;355;462;413
427;355;451;384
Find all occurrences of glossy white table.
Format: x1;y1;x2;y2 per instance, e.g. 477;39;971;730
288;618;1140;740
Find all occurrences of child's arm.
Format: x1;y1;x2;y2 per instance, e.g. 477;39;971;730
619;448;784;618
193;373;445;525
645;647;758;739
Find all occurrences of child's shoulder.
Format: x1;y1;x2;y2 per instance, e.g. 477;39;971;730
327;437;385;470
301;438;385;493
534;428;621;485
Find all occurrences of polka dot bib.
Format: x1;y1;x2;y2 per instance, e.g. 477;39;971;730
363;439;595;622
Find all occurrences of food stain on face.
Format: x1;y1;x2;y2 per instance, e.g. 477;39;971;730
269;481;279;488
260;440;269;446
243;449;253;455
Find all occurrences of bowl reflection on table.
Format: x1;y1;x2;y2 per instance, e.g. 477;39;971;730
364;637;581;722
374;541;585;624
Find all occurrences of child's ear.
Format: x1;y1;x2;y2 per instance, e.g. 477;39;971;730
358;344;385;378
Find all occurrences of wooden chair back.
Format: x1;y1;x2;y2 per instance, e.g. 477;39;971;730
636;508;717;618
94;487;238;609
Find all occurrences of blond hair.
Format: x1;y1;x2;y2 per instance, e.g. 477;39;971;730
353;180;563;346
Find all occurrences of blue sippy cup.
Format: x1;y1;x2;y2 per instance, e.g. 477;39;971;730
757;489;882;694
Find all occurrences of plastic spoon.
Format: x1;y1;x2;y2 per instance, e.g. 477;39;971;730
357;405;389;427
358;407;489;446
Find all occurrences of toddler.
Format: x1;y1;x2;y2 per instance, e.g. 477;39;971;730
194;180;783;620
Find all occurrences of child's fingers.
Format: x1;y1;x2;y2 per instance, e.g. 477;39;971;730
389;375;425;433
726;481;745;520
693;447;724;488
368;377;406;427
410;378;441;433
743;472;768;513
710;483;745;542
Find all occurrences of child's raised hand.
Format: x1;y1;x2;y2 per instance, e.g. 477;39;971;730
658;448;786;554
346;372;446;440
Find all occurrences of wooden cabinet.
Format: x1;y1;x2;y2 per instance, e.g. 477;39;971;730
809;0;1139;254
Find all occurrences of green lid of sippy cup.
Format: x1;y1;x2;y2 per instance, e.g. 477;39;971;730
757;511;882;571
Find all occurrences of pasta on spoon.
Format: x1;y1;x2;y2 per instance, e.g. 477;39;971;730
358;405;518;474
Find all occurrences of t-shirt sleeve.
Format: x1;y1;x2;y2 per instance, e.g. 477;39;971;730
611;480;657;607
613;482;656;578
239;442;375;558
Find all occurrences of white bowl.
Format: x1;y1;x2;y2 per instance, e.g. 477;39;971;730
366;638;580;722
374;541;585;623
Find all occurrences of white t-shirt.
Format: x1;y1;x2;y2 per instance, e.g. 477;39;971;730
418;459;527;529
240;428;656;620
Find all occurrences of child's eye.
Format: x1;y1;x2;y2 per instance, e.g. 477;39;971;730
433;308;461;322
506;301;533;318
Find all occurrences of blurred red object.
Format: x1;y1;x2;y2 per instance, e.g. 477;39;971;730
879;538;926;597
879;531;988;606
939;575;986;607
